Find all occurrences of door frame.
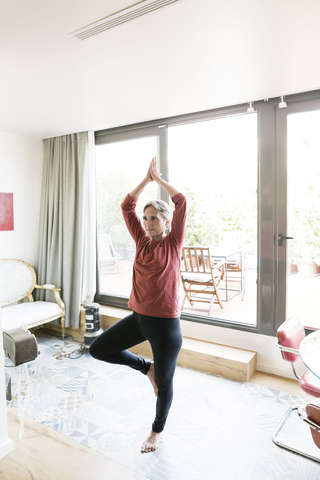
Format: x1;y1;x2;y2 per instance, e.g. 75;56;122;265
275;96;320;332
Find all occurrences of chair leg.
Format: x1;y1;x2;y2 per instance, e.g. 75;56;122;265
215;290;223;309
181;291;194;309
208;295;215;316
273;405;320;463
61;316;65;339
184;288;194;307
208;291;223;315
208;294;219;315
242;271;247;301
181;292;187;311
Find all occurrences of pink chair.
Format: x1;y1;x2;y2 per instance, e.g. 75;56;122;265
273;317;320;461
298;400;320;450
277;317;320;396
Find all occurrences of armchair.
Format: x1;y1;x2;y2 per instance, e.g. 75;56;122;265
0;259;65;338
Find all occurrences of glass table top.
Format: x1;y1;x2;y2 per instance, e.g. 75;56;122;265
300;330;320;380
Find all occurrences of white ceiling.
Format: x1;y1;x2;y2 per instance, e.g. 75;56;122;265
1;0;320;139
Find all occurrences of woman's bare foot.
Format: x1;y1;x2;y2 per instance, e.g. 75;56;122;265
147;361;158;396
141;430;162;453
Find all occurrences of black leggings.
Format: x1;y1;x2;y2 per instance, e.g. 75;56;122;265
89;311;183;433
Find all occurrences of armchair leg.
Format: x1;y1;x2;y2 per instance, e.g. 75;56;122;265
61;316;65;339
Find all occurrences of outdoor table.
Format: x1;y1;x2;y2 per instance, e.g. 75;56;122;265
208;247;242;302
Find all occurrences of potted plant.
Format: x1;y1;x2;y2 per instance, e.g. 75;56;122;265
287;258;295;275
296;258;318;276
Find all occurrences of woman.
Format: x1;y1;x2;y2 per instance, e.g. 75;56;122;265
90;157;187;453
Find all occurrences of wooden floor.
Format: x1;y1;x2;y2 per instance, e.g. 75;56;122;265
1;409;148;480
0;371;306;480
250;370;309;397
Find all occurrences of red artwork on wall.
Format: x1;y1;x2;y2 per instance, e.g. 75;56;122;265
0;193;14;231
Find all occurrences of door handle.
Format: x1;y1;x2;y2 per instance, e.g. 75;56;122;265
278;234;293;246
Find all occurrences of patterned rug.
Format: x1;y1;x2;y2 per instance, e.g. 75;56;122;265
5;334;320;480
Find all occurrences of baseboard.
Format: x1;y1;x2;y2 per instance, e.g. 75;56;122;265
0;437;14;460
256;363;296;379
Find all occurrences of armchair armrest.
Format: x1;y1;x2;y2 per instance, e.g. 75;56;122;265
36;283;59;291
35;284;65;314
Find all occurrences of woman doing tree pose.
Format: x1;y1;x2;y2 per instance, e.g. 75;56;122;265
90;157;187;453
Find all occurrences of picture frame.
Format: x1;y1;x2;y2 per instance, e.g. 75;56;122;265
0;193;14;231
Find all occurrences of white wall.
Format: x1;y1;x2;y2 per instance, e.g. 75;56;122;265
0;132;42;460
0;131;43;268
0;307;14;460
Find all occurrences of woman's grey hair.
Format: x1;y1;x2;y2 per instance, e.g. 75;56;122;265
144;199;172;222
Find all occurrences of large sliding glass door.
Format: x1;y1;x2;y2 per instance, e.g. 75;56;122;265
277;99;320;330
168;113;258;326
94;90;320;335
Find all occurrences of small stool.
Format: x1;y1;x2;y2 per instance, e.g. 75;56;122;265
3;327;38;366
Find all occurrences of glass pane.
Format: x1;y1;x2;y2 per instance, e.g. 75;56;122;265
169;114;258;326
96;137;158;297
287;110;320;328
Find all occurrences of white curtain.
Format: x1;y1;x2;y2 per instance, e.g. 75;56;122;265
80;131;96;305
37;131;96;329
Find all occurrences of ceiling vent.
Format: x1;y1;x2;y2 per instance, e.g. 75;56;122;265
69;0;184;41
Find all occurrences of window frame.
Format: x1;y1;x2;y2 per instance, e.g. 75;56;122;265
94;89;320;336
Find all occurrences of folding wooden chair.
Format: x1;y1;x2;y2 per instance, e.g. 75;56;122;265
180;246;224;315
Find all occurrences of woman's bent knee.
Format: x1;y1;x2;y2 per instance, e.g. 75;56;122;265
89;340;103;360
89;337;120;363
89;343;97;358
89;331;110;360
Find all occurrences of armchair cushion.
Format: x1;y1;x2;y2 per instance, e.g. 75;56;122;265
299;369;320;398
1;302;63;331
181;270;221;283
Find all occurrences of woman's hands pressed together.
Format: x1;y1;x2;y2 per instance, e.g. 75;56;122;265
129;157;179;199
148;157;162;183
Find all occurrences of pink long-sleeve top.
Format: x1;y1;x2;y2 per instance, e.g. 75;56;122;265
121;193;187;318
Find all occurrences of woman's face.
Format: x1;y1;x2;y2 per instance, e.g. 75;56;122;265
143;206;170;242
